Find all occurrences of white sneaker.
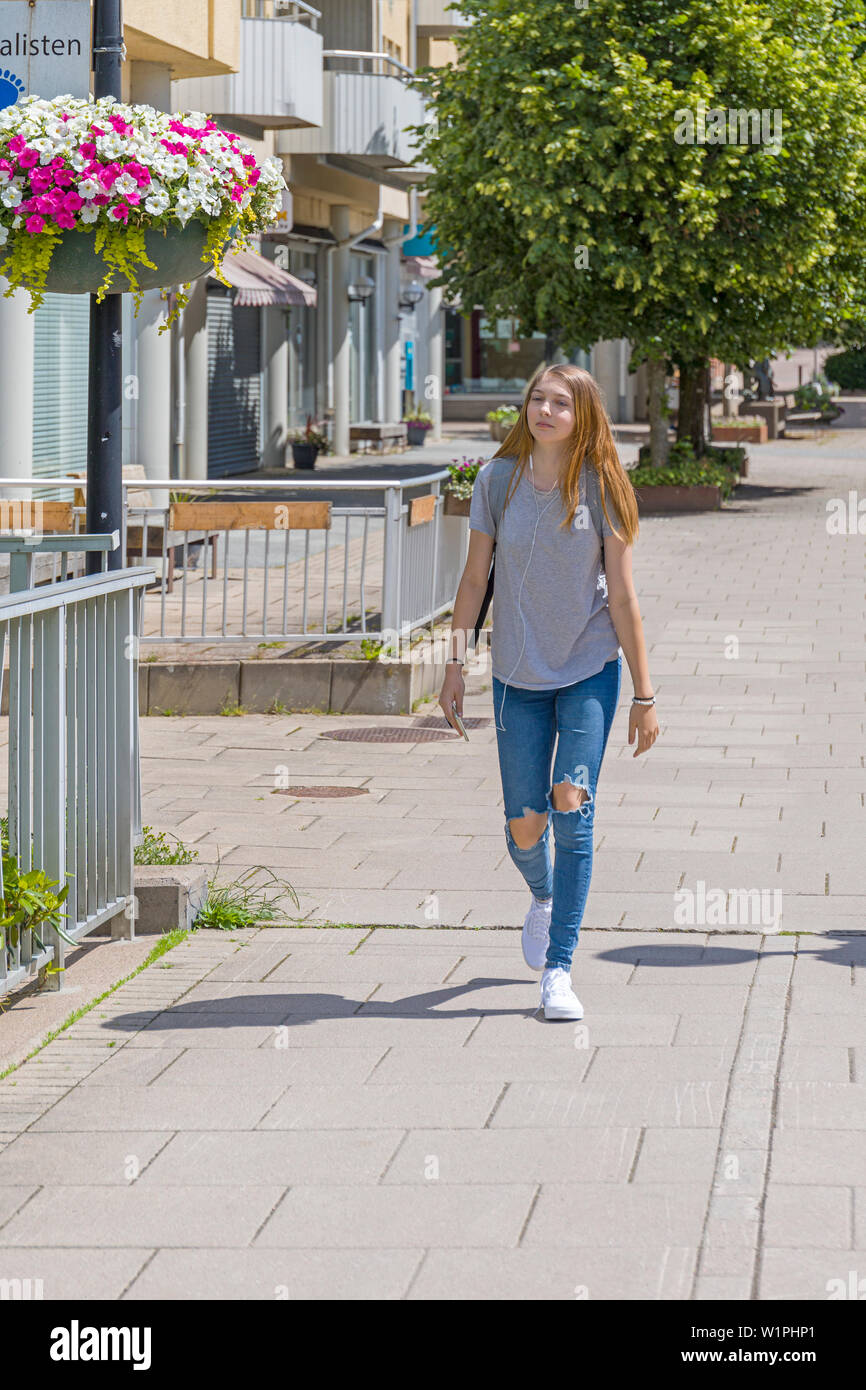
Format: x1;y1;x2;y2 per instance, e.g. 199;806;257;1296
541;967;583;1021
521;894;552;970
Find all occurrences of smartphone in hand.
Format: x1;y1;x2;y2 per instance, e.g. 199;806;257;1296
451;701;470;741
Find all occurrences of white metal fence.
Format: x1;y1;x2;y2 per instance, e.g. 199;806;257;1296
0;472;469;647
0;550;152;994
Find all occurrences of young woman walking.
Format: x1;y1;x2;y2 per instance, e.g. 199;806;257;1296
438;363;659;1021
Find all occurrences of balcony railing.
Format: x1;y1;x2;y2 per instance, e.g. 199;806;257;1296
172;10;323;130
278;50;430;180
417;0;473;37
241;0;320;23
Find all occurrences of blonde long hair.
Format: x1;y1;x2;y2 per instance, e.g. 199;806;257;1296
491;362;639;546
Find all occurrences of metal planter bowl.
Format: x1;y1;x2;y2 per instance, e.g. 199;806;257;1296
0;220;217;294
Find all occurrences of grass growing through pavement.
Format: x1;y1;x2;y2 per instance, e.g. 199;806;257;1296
194;859;300;931
135;827;299;930
134;827;199;866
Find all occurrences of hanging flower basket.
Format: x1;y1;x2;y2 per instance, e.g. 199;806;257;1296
0;94;287;321
28;220;216;295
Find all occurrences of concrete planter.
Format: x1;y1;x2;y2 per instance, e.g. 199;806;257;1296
712;422;768;444
0;221;216;295
141;656;450;717
488;421;514;441
737;401;785;439
634;483;722;514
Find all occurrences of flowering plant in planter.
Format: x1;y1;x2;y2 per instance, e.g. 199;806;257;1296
0;94;286;322
402;407;433;429
444;455;486;498
485;404;519;424
287;417;330;453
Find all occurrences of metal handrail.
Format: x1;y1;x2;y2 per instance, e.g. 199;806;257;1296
0;562;154;994
0;566;155;620
0;470;454;490
323;49;416;79
0;470;469;646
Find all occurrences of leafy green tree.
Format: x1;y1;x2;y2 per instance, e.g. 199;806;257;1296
410;0;866;459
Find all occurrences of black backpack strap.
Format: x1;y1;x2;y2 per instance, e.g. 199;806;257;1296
473;457;517;646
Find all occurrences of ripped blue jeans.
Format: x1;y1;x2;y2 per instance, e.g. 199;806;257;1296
492;655;621;970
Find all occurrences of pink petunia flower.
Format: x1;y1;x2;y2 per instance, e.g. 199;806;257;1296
8;135;25;154
17;147;39;169
108;202;130;222
25;214;45;233
123;161;151;187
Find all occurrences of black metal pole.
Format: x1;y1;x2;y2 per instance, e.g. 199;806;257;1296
86;0;124;574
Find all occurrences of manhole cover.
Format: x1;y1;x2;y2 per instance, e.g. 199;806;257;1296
412;714;492;729
273;785;370;797
319;727;457;743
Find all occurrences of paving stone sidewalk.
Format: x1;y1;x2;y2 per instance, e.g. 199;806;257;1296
0;428;863;1300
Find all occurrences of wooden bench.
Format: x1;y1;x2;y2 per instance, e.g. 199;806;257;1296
349;423;409;454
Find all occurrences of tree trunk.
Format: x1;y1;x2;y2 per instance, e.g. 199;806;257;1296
646;356;670;466
676;357;710;455
544;326;563;364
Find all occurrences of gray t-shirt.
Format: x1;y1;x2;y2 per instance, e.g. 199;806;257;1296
469;457;622;689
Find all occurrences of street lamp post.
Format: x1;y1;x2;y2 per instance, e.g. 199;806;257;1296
86;0;124;573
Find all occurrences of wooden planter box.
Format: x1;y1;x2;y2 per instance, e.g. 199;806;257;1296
443;489;473;517
634;483;722;514
712;422;767;444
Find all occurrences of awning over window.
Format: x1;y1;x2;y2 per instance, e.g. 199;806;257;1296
403;254;440;280
209;249;317;307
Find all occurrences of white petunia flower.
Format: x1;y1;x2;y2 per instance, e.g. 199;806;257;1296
145;190;170;215
1;186;22;208
113;172;140;197
79;203;100;223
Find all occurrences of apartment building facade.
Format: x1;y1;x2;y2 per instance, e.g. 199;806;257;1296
0;0;642;494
